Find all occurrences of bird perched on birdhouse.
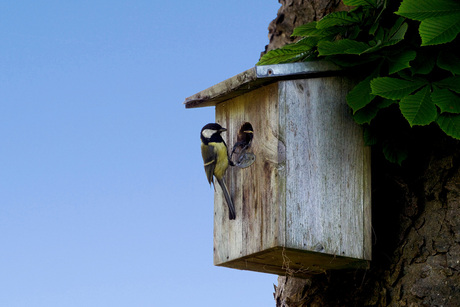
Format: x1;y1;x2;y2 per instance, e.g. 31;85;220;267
200;123;236;220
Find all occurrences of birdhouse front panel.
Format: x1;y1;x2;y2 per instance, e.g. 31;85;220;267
214;83;284;265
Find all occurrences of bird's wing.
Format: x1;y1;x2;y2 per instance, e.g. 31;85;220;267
201;143;217;185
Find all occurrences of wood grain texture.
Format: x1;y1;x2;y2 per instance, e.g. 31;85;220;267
185;68;257;108
279;77;371;260
214;83;282;265
212;74;371;274
222;247;369;277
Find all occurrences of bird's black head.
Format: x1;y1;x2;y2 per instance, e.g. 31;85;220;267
201;123;227;144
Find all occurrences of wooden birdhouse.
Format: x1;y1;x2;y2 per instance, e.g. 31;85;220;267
185;62;371;277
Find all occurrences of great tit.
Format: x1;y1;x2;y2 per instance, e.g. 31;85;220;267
200;123;236;220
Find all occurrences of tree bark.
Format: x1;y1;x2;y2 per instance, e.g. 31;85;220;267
262;0;346;55
265;1;460;306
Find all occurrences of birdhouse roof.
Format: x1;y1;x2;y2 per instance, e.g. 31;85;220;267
184;62;340;108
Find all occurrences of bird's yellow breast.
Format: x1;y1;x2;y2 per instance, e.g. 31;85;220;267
209;141;229;180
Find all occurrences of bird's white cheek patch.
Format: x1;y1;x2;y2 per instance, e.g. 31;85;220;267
202;129;217;139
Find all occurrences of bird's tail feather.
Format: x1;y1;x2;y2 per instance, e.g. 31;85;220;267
217;178;236;220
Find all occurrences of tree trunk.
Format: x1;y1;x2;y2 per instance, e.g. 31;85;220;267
265;1;460;306
262;0;346;55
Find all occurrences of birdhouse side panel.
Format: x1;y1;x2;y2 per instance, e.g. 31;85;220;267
214;83;284;265
279;77;371;260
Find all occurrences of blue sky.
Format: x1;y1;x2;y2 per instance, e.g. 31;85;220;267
0;1;281;306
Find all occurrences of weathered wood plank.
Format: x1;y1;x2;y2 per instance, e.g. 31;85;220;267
217;247;369;278
280;77;370;260
363;145;372;260
184;62;341;109
185;68;259;109
214;83;282;265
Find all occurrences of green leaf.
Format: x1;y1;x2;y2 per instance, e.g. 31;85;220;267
347;25;363;40
353;99;395;124
434;76;460;93
387;50;416;74
369;22;379;36
431;88;460;113
363;126;377;146
291;22;318;36
326;54;380;67
374;27;384;43
397;70;415;81
343;0;378;7
399;86;437;126
347;69;380;113
292;22;340;38
295;36;321;48
385;22;409;46
360;40;383;54
410;50;437;75
436;113;460;139
437;51;460;74
396;0;460;21
371;77;426;99
257;48;307;65
257;38;318;65
388;17;406;38
378;98;396;109
348;78;375;113
383;141;408;165
420;14;460;45
318;39;369;55
353;106;379;124
317;11;361;29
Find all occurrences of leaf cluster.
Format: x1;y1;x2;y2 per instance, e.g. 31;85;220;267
257;0;460;164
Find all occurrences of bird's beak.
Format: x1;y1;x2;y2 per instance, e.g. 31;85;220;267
220;127;227;132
